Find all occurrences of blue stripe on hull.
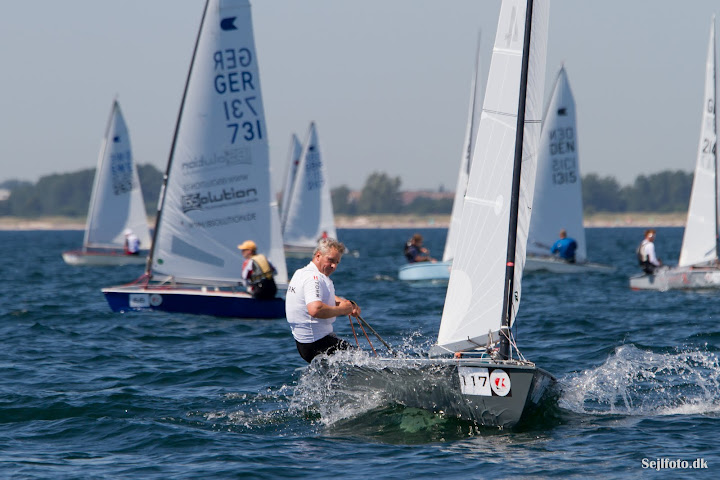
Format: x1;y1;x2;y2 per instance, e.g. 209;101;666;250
104;291;285;319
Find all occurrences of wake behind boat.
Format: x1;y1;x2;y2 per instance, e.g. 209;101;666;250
631;17;719;291
102;0;288;318
62;100;151;266
525;67;614;274
319;0;555;429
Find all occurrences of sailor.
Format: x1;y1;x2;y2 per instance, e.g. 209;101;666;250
637;229;662;274
123;229;140;255
285;237;361;363
238;240;278;300
404;233;436;263
550;229;578;263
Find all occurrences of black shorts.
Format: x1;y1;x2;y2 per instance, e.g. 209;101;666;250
295;333;353;363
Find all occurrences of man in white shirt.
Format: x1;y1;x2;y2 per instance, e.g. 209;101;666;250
637;229;662;274
124;229;140;255
286;237;361;363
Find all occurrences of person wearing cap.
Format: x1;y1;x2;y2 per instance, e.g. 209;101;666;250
637;228;662;274
123;229;140;255
285;237;361;363
550;229;578;263
238;240;278;300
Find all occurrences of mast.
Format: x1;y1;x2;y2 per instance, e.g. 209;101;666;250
500;0;534;360
144;0;210;276
713;18;719;262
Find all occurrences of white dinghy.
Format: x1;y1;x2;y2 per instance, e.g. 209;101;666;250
631;18;720;291
524;67;613;273
281;122;337;258
102;0;288;318
62;100;151;266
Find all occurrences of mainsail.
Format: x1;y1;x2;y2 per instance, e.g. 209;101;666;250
443;35;484;263
148;0;280;284
282;122;337;247
84;100;150;250
280;134;302;232
679;17;718;268
526;67;587;262
436;0;549;353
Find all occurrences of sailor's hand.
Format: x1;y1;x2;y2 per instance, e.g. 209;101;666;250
338;299;354;316
349;300;361;317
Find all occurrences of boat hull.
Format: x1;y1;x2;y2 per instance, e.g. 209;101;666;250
102;284;285;319
342;357;556;429
284;245;316;259
524;255;615;273
398;261;452;282
62;250;148;266
629;266;720;291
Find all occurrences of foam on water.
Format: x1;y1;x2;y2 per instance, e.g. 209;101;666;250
559;344;720;417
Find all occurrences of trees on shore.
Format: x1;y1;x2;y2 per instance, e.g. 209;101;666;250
0;167;695;217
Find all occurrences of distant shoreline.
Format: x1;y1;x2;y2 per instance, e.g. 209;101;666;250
0;212;687;231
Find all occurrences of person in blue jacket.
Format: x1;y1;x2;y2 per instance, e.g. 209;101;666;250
551;229;578;263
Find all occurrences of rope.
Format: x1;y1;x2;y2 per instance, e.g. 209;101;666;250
347;315;360;347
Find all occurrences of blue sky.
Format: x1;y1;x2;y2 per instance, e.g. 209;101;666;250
1;0;718;193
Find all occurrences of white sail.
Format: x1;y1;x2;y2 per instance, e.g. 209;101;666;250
84;100;150;250
279;134;302;232
270;202;289;284
150;0;283;283
443;36;483;263
527;67;587;262
437;0;549;353
679;18;718;268
282;122;337;247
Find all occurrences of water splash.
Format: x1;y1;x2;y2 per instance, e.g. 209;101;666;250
560;344;720;417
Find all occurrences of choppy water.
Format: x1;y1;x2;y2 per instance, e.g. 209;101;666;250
1;227;719;478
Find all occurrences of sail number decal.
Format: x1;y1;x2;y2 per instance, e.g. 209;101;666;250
213;48;265;144
458;366;512;397
549;127;577;185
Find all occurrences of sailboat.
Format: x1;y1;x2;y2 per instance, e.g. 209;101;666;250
398;37;483;283
524;67;614;273
630;17;720;290
62;100;151;266
102;0;288;318
282;122;337;258
279;134;302;232
349;0;555;428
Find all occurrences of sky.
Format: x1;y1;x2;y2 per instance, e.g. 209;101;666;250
1;0;719;194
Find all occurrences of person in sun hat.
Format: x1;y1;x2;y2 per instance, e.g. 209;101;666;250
637;229;662;274
123;229;140;255
238;240;278;299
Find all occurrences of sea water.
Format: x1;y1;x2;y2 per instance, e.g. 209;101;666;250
0;227;718;478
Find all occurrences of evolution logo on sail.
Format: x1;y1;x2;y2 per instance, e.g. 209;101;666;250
181;147;252;173
182;187;258;213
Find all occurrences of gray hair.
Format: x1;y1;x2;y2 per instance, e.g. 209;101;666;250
314;237;346;256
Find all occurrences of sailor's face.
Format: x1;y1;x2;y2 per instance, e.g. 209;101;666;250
316;248;342;276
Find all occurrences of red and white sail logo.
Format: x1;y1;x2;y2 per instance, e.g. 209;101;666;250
490;369;511;396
